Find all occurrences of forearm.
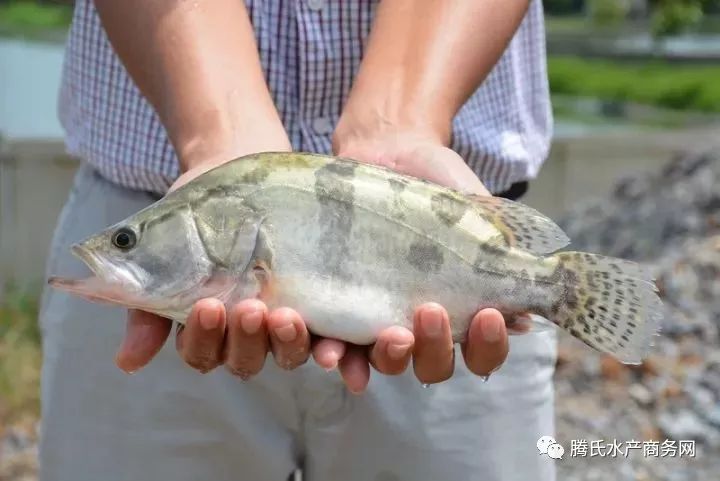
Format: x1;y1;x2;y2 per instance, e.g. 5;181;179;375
336;0;530;146
94;0;289;171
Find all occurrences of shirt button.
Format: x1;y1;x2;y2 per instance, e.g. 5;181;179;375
312;117;334;135
307;0;324;11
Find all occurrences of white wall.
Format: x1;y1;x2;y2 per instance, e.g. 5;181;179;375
0;38;66;139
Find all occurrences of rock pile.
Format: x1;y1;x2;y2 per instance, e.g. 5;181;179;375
554;147;720;481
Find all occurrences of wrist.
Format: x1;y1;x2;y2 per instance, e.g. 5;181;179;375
175;112;291;173
333;99;451;157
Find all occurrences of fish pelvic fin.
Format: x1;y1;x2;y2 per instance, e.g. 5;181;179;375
549;252;663;364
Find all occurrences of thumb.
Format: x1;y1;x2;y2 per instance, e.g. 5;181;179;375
115;309;172;373
410;146;491;196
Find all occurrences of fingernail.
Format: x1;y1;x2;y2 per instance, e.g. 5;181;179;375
387;342;412;360
115;351;139;375
274;323;297;343
199;308;220;330
241;311;263;335
324;359;338;372
420;308;443;337
481;317;502;343
348;386;365;396
323;351;340;371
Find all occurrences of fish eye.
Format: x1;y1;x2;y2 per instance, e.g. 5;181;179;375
112;227;137;250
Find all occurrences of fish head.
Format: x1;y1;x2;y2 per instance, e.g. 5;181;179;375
49;201;218;317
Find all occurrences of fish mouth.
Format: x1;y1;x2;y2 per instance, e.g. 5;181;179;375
48;243;147;309
70;242;105;276
48;275;134;306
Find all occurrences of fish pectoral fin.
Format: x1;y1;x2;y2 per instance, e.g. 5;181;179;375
466;194;570;255
252;260;276;302
249;226;278;302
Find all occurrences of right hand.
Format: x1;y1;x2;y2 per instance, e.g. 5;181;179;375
113;140;435;392
113;136;324;379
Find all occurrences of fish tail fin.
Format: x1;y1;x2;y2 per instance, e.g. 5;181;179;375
549;252;663;364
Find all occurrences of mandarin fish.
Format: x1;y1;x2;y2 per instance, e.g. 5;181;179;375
49;152;662;363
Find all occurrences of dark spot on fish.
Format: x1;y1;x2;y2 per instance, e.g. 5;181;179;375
314;162;358;278
388;177;408;194
322;160;356;179
431;191;468;226
471;243;508;274
407;240;444;273
239;165;272;184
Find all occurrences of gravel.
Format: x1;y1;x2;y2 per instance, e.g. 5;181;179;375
555;148;720;481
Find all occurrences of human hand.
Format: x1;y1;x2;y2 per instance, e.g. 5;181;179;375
318;123;510;391
115;141;327;379
114;132;509;393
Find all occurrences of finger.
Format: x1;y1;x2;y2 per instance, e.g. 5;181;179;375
267;307;311;370
368;326;414;376
461;308;509;377
176;298;227;373
224;299;269;379
339;345;371;394
115;309;172;373
312;338;347;371
412;303;455;384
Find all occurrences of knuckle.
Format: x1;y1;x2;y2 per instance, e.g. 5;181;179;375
226;353;265;375
415;357;455;384
377;361;408;376
415;369;453;385
273;349;310;371
183;352;221;373
225;364;258;380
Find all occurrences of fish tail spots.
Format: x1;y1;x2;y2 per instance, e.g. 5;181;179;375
549;252;663;364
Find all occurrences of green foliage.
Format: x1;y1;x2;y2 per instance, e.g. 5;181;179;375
0;284;41;423
651;0;704;38
588;0;631;27
543;0;585;15
0;0;72;33
548;56;720;112
701;0;720;13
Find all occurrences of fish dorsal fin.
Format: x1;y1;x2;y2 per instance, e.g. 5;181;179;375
466;194;570;255
191;196;261;269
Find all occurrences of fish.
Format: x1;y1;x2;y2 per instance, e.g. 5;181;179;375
49;152;663;364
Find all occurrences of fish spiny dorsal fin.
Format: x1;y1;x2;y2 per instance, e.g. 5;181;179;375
466;194;570;255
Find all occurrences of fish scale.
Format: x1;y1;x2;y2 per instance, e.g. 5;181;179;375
49;152;663;364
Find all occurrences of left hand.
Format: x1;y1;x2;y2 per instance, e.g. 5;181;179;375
319;124;510;391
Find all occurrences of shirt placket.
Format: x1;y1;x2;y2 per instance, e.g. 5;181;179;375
296;0;335;154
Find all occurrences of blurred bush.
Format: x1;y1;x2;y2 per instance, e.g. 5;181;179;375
0;285;41;424
548;56;720;112
587;0;632;27
650;0;704;37
543;0;586;15
0;0;72;33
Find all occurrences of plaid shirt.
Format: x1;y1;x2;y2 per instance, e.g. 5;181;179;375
58;0;553;195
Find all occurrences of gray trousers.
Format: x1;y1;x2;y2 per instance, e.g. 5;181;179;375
38;163;558;481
